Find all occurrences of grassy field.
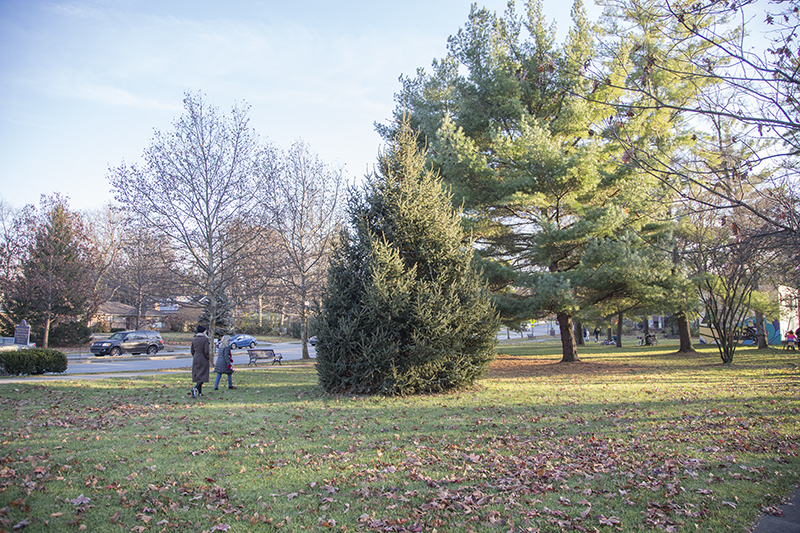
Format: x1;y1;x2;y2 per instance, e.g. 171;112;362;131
0;339;797;532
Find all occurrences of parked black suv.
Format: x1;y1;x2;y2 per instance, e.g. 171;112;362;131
90;330;164;357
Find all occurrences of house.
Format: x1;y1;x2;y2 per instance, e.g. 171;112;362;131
154;297;202;331
91;301;165;331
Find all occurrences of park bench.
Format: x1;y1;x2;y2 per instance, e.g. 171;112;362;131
247;348;283;366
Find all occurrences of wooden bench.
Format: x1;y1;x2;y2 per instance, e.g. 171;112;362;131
247;348;283;366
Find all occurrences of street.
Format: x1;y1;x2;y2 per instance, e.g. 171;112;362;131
63;341;315;374
496;323;560;340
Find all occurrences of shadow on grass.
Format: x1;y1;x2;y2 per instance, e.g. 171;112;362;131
492;339;800;383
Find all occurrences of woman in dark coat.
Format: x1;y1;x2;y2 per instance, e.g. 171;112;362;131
214;334;236;390
190;325;210;397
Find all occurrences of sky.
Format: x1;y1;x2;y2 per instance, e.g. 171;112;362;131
0;0;601;212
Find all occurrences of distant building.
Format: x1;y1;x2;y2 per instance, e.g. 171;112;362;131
90;301;165;331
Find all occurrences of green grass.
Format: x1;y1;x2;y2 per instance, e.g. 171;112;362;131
0;339;798;532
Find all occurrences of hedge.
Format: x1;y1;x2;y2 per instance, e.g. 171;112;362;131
0;349;68;376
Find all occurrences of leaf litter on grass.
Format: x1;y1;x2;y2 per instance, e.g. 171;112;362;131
0;349;797;532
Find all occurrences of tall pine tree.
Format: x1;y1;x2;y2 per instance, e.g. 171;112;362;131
392;0;631;361
316;123;498;395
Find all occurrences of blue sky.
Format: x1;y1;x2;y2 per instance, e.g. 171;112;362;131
0;0;600;211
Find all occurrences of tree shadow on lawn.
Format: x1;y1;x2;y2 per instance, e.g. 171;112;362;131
487;354;649;379
487;349;798;382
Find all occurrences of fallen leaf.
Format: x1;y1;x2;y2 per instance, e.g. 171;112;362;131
598;515;621;526
70;494;91;506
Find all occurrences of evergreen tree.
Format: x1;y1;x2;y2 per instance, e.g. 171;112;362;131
391;0;637;361
316;123;498;395
592;0;726;352
2;195;96;348
199;289;235;338
389;0;717;359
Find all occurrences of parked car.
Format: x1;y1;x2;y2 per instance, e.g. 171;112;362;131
309;336;317;346
90;330;164;357
229;334;257;349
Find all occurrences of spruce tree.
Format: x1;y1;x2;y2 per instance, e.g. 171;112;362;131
316;123;498;395
199;290;235;338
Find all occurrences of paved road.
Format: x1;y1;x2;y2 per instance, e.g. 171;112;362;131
497;324;560;340
63;341;315;374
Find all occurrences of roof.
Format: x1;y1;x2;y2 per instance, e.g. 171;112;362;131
96;301;164;317
97;301;137;316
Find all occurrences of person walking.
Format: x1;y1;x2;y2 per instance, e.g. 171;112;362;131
190;325;210;397
214;334;237;390
786;330;797;350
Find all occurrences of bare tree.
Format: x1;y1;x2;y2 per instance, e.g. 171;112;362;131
268;141;344;359
83;204;129;303
690;231;766;364
223;227;285;329
109;92;279;340
110;222;179;329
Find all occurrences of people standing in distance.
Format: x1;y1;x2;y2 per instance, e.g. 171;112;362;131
190;325;210;397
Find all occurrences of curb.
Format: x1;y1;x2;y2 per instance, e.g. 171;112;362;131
66;352;190;363
751;487;800;533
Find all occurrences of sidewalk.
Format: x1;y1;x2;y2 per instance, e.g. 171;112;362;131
751;487;800;533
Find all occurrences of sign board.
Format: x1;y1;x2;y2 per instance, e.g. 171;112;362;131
14;320;30;346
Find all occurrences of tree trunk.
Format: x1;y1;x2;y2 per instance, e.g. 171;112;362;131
616;311;623;348
43;311;51;349
136;295;144;330
755;310;768;349
301;276;310;359
676;311;696;353
558;312;579;362
301;309;309;360
574;320;585;346
643;315;650;337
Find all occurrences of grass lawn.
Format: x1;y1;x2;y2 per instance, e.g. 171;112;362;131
0;339;797;532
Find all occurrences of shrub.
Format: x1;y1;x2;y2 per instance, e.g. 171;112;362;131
165;315;184;332
0;348;67;375
91;321;111;334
